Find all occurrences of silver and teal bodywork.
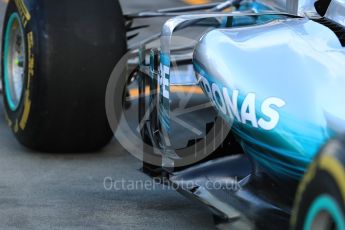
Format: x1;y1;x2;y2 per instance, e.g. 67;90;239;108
194;18;345;182
158;0;345;183
193;1;345;183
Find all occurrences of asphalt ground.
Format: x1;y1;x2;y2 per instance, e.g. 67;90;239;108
0;1;218;229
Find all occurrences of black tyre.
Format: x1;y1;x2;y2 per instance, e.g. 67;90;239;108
291;136;345;230
1;0;127;152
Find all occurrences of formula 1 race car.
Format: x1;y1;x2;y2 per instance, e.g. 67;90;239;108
2;0;345;229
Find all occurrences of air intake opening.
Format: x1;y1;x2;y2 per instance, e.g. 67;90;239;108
314;0;331;17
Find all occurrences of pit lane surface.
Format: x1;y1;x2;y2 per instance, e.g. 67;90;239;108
0;0;216;229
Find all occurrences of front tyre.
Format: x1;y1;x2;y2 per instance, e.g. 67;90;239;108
291;136;345;230
1;0;127;152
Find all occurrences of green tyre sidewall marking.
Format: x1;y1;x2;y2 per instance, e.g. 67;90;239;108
304;195;345;230
3;12;25;111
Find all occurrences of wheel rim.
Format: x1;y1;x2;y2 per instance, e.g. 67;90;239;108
3;13;26;111
304;195;345;230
